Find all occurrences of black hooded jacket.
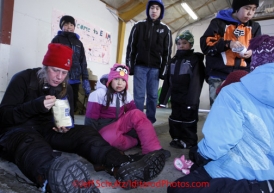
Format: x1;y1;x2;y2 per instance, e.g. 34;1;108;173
125;18;172;78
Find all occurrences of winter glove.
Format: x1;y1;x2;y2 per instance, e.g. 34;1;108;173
189;146;211;172
174;155;194;175
82;79;91;96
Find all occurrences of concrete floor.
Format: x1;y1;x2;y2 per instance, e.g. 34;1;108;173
0;108;208;193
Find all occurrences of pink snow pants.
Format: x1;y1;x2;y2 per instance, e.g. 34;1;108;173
99;109;162;154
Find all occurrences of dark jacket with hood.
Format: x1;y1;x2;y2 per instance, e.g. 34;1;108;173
125;0;172;79
51;31;89;81
160;50;205;108
200;9;261;81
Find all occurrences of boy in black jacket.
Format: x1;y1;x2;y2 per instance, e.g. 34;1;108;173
125;0;172;123
160;30;205;149
52;15;91;112
200;0;261;106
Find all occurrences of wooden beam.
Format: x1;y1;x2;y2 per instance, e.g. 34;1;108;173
119;2;147;22
99;0;116;10
252;15;274;21
0;0;14;44
117;0;136;11
116;20;126;63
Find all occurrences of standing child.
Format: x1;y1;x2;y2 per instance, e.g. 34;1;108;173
125;0;172;123
51;15;91;112
85;63;170;158
200;0;261;106
159;30;205;149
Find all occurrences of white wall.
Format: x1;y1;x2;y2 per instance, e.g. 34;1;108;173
0;0;274;108
259;19;274;36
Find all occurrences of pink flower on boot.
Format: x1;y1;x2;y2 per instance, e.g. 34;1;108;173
173;155;193;175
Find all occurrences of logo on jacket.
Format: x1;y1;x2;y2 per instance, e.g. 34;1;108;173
65;59;71;67
183;59;192;67
157;29;164;33
234;28;245;38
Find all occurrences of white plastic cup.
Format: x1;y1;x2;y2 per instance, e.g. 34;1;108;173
239;47;247;57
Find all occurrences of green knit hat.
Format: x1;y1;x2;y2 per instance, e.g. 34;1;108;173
175;30;194;47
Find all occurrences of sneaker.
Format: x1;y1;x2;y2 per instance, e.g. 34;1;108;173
48;157;100;193
157;104;166;108
170;139;195;149
114;150;165;189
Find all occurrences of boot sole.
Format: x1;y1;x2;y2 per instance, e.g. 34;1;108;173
48;157;100;193
115;150;165;189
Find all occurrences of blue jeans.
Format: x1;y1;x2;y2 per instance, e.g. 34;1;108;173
208;77;223;106
133;66;159;123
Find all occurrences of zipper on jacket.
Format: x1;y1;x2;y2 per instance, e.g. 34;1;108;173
147;22;154;67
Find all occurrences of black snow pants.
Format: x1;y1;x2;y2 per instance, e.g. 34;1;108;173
0;124;122;186
169;100;198;146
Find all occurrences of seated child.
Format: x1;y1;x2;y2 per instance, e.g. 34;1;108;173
85;63;170;158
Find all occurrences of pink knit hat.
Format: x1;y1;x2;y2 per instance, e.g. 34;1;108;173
106;63;129;90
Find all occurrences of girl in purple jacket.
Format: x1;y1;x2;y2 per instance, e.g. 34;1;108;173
85;63;170;157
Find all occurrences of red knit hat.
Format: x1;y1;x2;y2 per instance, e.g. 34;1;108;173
216;70;248;95
42;43;73;71
107;63;129;90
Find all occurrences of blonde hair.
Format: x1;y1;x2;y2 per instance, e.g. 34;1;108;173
37;66;69;98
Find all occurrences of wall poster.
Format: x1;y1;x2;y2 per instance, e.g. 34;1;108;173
52;9;112;64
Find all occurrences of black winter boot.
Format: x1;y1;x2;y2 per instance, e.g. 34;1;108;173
105;150;165;189
47;157;100;193
116;150;165;189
